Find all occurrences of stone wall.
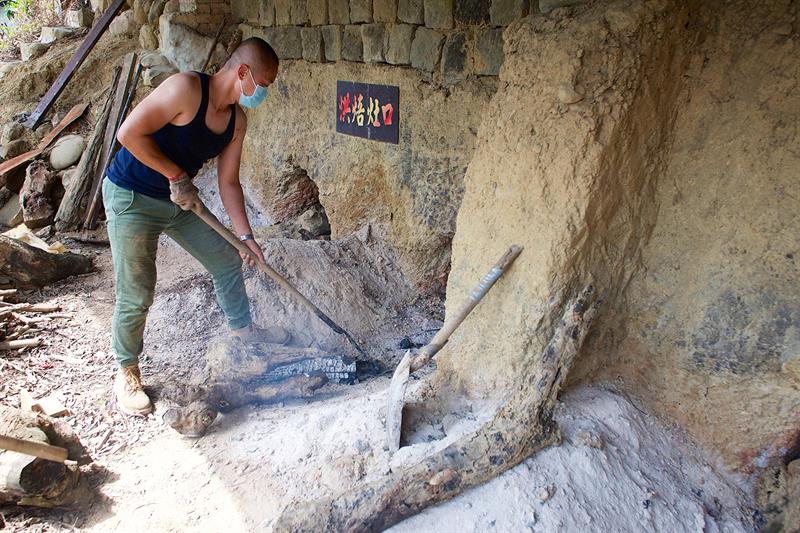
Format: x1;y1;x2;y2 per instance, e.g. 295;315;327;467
232;0;534;85
176;0;231;34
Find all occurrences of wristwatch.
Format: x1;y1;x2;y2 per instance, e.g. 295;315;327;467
239;233;254;242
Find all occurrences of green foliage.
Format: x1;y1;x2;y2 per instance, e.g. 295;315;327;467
0;0;61;55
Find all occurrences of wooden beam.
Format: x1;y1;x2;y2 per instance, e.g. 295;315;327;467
54;68;120;232
24;0;127;130
84;54;141;230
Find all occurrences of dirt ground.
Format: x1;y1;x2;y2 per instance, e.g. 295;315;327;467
0;209;756;531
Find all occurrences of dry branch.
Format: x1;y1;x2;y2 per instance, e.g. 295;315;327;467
0;338;41;350
274;285;600;533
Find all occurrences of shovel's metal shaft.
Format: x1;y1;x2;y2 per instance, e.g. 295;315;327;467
385;245;522;452
191;204;366;357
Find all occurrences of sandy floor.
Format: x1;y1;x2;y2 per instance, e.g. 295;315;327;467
0;226;755;532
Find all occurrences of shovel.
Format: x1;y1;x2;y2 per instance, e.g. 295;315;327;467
190;202;366;357
385;245;522;453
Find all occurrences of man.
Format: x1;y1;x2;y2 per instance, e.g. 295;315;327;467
103;37;291;416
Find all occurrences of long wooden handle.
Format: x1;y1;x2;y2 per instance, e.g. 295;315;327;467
191;204;366;355
0;434;69;463
410;245;522;372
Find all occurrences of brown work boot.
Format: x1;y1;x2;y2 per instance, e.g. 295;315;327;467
231;324;292;345
114;365;153;416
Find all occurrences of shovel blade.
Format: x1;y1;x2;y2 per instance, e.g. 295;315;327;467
385;350;412;453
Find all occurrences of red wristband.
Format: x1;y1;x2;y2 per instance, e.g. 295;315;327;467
167;171;184;182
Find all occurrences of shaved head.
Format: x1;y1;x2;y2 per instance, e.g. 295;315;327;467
226;37;279;72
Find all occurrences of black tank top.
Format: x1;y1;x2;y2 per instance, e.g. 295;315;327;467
107;71;236;199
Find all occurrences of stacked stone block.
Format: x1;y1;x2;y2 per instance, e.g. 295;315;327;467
231;0;531;85
176;0;230;35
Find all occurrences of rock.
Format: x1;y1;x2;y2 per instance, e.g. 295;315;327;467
455;0;489;24
148;0;169;24
258;1;275;25
66;8;94;28
109;9;137;36
322;25;343;61
783;356;800;383
133;0;149;24
90;0;112;12
40;26;77;45
342;25;363;61
350;0;372;23
537;485;555;503
384;23;415;66
398;0;423;24
163;0;179;14
143;65;178;87
1;139;29;160
295;206;331;238
301;27;324;63
140;52;172;68
274;0;291;25
0;193;22;227
474;27;503;76
410;26;444;73
270;166;324;223
290;1;309;25
49;135;86;170
361;24;385;63
59;168;77;191
557;84;583;104
490;0;528;25
574;429;604;449
308;0;328;25
539;0;588;14
441;31;469;85
20;160;57;229
139;24;159;50
328;0;350;24
159;16;216;70
258;27;303;60
373;0;397;22
1;122;25;146
20;42;50;61
0;187;11;208
424;0;453;29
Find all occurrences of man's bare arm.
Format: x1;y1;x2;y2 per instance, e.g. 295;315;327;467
217;107;263;266
116;73;198;178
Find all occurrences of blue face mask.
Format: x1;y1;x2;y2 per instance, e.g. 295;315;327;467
239;68;268;109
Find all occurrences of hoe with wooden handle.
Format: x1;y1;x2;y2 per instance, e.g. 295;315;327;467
385;245;522;453
191;203;366;357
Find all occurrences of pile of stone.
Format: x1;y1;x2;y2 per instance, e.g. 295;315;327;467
18;6;93;61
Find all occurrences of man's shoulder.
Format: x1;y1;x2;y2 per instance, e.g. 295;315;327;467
163;71;201;93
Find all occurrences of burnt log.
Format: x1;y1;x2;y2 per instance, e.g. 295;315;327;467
0;235;92;288
273;285;600;533
201;337;356;384
162;373;329;437
19;160;57;229
0;405;91;507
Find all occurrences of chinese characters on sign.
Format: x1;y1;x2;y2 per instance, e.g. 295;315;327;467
336;81;400;144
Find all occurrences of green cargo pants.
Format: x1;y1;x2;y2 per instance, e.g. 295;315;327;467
103;178;251;368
